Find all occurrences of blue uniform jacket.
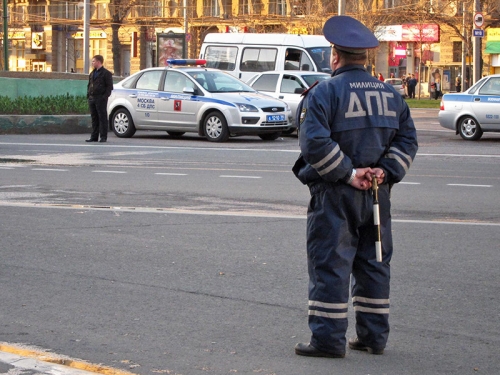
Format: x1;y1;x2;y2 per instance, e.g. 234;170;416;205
293;65;418;186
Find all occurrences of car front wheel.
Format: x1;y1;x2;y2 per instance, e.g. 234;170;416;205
204;111;229;142
458;116;483;140
112;109;136;138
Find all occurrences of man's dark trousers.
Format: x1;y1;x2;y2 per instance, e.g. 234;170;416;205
89;96;108;141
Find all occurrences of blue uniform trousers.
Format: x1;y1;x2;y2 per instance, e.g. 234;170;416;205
306;182;392;354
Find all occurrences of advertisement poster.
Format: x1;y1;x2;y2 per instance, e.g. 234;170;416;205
157;33;185;66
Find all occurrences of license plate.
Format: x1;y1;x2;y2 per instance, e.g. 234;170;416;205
267;114;285;122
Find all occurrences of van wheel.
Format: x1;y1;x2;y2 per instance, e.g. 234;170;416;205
259;132;281;141
204;111;229;142
112;109;136;138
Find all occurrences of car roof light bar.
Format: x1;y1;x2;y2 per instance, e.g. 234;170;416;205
167;59;207;67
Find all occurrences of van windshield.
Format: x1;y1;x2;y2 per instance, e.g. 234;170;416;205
308;47;332;74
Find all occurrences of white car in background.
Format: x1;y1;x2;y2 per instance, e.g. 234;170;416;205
384;78;406;97
246;71;331;129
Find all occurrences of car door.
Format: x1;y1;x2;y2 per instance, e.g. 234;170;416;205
131;70;162;126
473;77;500;127
278;74;306;121
156;71;200;130
249;73;280;99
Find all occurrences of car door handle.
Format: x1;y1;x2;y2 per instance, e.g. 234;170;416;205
279;95;284;99
161;97;170;101
129;94;137;98
474;98;481;101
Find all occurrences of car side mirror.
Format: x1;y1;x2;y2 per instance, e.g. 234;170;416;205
294;88;305;94
183;87;195;94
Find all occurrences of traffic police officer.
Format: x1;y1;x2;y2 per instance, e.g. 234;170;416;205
293;16;418;358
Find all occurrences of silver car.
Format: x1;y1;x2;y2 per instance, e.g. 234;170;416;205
439;74;500;140
246;70;330;128
107;65;293;142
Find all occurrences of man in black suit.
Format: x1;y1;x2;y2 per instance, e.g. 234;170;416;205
86;55;113;143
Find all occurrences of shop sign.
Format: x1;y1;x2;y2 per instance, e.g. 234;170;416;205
71;31;107;39
32;32;45;49
375;24;439;42
487;28;500;41
0;31;26;39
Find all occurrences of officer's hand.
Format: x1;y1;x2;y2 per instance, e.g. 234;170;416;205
371;168;385;185
350;167;374;191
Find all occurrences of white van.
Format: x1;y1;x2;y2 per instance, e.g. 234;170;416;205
199;33;332;81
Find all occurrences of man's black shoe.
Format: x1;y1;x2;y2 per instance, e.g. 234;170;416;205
85;138;98;142
99;139;107;143
294;342;345;358
348;337;384;355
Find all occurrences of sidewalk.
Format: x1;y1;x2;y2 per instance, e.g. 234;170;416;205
0;344;134;375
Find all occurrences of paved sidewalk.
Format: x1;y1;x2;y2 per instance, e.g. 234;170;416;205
0;344;134;375
0;351;99;375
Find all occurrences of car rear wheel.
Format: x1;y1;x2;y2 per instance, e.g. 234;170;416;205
112;109;136;138
167;131;185;138
458;116;483;140
204;111;229;142
259;132;281;141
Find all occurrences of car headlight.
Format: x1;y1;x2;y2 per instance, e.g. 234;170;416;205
235;103;259;112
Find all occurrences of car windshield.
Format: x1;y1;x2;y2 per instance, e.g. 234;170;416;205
301;74;330;87
187;71;255;93
468;76;489;94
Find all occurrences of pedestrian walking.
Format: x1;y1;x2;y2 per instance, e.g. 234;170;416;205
292;15;418;358
86;55;113;143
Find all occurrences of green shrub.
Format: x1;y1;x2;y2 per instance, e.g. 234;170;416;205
0;94;88;115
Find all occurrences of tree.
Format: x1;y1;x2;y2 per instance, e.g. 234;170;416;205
108;0;138;76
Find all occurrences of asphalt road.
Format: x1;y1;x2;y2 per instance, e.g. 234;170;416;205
1;109;499;375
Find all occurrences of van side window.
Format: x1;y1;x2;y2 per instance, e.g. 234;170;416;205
204;46;237;71
240;48;277;72
251;74;279;92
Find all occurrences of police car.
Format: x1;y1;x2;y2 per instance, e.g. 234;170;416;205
107;60;294;142
439;74;500;140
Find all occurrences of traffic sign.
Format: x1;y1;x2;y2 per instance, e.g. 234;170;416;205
473;29;484;38
474;13;484;28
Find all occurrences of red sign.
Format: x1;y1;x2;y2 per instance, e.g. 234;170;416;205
402;24;440;42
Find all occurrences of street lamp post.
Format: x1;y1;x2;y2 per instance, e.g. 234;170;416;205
83;0;90;73
3;0;8;71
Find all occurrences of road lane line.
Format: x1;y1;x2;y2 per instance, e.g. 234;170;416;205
92;170;127;174
399;182;421;185
31;168;68;171
0;201;498;226
447;183;492;188
155;172;188;176
219;175;262;179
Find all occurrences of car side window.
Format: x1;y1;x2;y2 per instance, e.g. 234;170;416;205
251;74;279;92
136;71;162;90
280;76;304;94
164;71;193;93
478;78;500;95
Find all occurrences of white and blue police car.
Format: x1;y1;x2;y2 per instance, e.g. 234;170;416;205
107;59;294;142
439;74;500;140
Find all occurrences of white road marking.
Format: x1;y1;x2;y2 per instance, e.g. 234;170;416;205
155;172;188;176
0;201;498;226
92;170;127;174
31;168;68;171
399;182;421;185
447;183;492;188
219;175;262;179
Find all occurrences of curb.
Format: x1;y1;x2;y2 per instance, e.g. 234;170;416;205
0;115;91;135
0;343;136;375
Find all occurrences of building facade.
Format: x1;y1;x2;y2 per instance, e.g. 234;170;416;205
1;0;500;92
